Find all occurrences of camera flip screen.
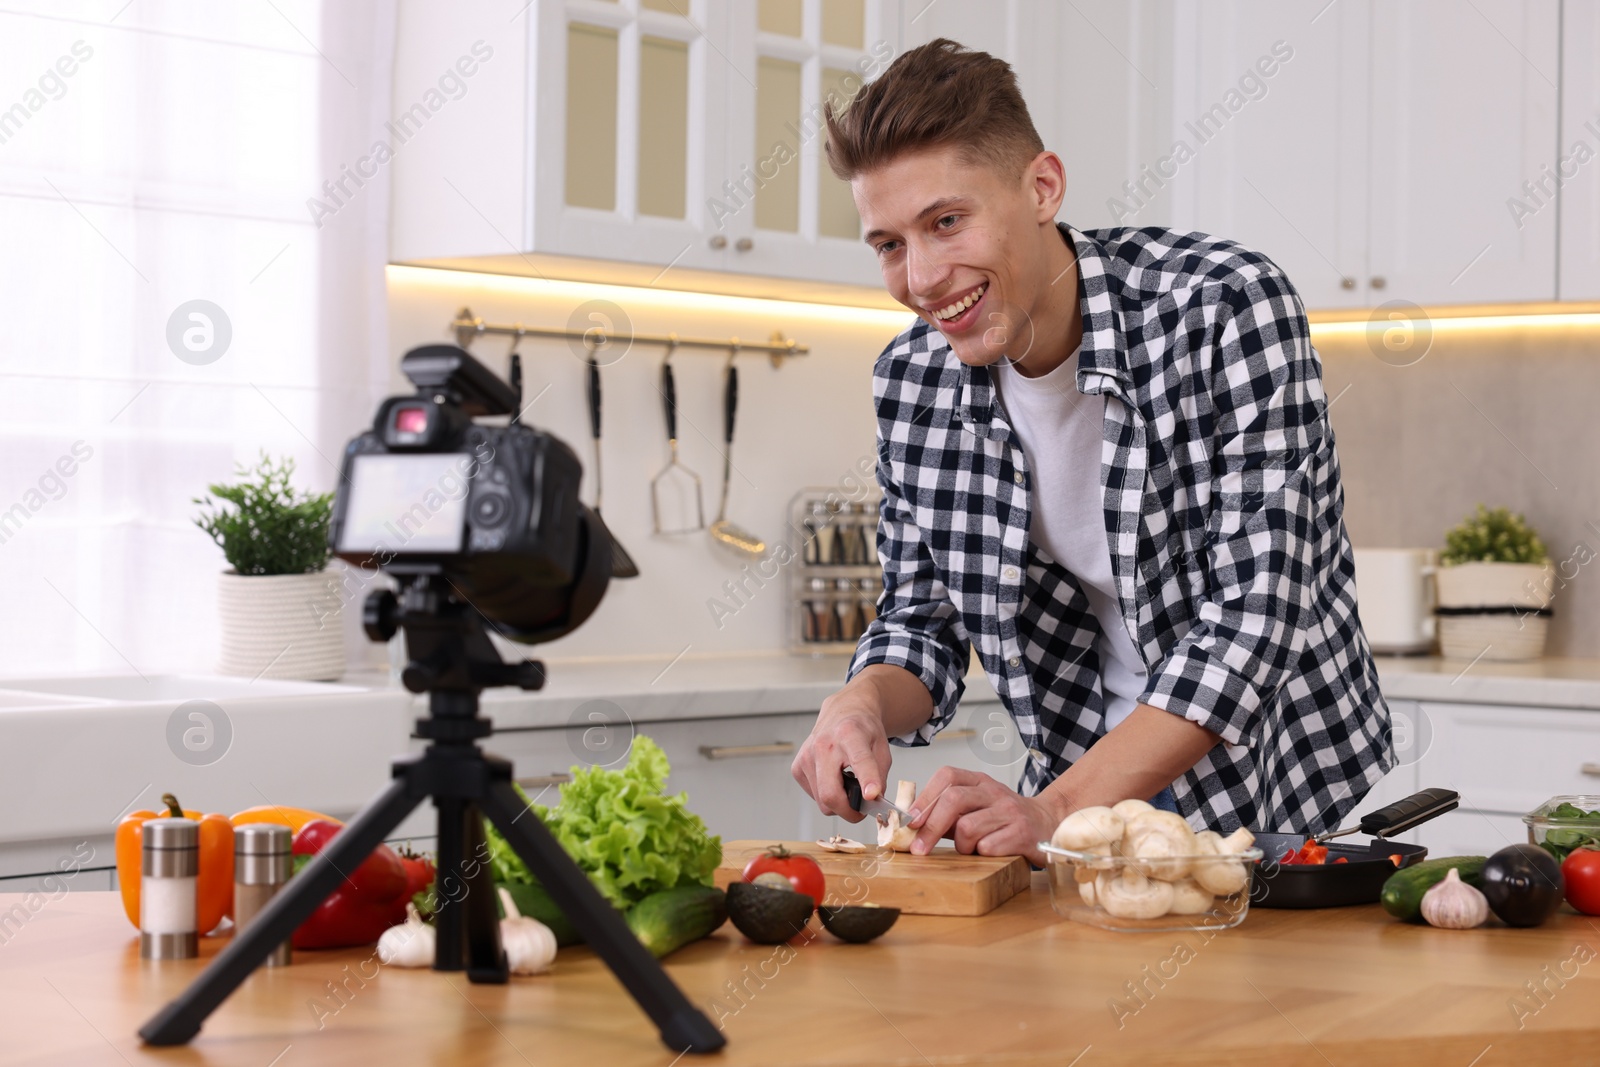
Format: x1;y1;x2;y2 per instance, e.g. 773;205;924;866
338;453;470;554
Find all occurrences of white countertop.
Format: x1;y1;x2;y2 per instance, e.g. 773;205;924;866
1372;655;1600;710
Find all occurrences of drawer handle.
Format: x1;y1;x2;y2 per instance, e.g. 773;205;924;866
515;773;573;789
932;728;977;745
698;742;796;760
1582;763;1600;777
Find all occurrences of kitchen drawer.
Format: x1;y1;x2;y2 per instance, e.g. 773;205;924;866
1412;810;1528;859
1416;702;1600;814
888;702;1027;792
489;713;823;844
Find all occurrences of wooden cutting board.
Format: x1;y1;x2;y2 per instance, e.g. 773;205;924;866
713;839;1031;917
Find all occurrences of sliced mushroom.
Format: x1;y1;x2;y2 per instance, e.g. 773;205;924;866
1078;877;1097;907
1095;869;1175;920
1167;878;1214;915
1050;806;1124;855
815;835;868;854
878;780;917;851
1122;810;1198;881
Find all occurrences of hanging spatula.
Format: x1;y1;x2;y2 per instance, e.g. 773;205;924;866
585;348;639;578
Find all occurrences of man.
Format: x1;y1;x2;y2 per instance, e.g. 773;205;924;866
790;39;1393;866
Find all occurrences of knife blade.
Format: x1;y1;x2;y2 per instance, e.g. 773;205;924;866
842;767;911;825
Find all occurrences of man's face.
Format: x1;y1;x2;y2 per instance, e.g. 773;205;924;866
854;143;1057;368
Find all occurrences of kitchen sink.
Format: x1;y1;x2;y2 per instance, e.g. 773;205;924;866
0;673;366;704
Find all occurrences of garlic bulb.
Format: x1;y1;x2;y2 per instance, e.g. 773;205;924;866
377;903;436;967
1419;867;1489;929
497;887;557;975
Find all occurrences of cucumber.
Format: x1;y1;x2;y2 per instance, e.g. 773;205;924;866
626;885;728;958
1380;856;1487;921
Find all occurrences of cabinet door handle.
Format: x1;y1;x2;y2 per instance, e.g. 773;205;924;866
1370;276;1387;290
734;237;753;252
708;234;727;249
1340;277;1357;290
698;741;795;760
515;773;573;789
1581;762;1600;777
932;728;978;744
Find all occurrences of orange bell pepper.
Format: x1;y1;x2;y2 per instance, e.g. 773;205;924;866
230;804;341;835
116;793;234;935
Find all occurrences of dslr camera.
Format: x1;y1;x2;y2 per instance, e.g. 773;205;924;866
329;344;611;650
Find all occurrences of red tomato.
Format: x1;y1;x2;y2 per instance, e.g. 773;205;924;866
1561;846;1600;915
741;844;825;909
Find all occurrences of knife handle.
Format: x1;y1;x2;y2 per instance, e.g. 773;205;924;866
841;767;865;813
1359;787;1460;839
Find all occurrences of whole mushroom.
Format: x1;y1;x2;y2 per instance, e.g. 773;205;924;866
1049;806;1124;855
1111;798;1156;821
1167;878;1214;915
1122;810;1199;881
1095;869;1175;920
1192;826;1256;895
878;780;918;852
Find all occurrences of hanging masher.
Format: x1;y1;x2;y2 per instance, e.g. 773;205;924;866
650;338;706;534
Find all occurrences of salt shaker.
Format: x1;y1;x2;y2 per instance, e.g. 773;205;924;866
834;577;861;641
804;576;834;642
140;817;199;960
234;823;293;966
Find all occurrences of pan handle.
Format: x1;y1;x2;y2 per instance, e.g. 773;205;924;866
1359;787;1459;839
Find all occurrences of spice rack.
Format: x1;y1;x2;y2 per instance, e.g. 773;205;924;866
787;487;883;656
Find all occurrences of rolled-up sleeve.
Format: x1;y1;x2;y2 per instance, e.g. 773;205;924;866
1139;273;1324;747
847;436;969;747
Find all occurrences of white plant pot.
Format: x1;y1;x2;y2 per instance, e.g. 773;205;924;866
217;571;345;681
1434;560;1554;662
1434;561;1554;609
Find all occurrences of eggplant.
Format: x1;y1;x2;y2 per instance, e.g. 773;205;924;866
1480;844;1564;927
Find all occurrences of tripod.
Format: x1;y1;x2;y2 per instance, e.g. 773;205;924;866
138;585;725;1054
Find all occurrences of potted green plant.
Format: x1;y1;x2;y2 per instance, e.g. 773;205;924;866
194;454;344;681
1434;505;1554;661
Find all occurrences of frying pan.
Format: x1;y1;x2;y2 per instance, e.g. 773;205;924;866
1249;787;1459;909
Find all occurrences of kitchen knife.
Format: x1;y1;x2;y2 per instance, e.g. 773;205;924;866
842;767;911;824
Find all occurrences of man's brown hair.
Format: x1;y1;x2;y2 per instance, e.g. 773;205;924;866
824;38;1044;182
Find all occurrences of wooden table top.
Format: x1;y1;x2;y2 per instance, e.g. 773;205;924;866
2;882;1598;1066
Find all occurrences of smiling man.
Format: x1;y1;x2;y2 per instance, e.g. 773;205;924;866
790;40;1394;865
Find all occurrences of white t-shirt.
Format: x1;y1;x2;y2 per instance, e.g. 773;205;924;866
991;352;1150;731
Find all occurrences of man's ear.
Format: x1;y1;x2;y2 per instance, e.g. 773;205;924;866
1026;150;1066;224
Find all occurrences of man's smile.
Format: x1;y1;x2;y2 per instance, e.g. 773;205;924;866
926;281;988;330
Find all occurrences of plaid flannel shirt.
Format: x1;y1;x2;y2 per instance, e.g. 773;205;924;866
847;223;1394;835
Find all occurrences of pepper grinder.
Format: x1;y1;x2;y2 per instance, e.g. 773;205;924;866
140;817;199;960
233;823;293;966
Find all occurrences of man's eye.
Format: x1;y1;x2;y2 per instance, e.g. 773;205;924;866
936;214;959;229
876;241;900;257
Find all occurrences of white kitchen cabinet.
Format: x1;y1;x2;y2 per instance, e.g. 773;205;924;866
391;0;901;286
1176;1;1370;310
718;0;899;286
1559;0;1600;301
1366;0;1560;306
1174;0;1558;310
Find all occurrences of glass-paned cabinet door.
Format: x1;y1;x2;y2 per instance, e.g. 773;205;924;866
531;0;733;270
722;0;900;285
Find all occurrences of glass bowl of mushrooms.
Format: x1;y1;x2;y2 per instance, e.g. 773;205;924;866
1038;800;1264;932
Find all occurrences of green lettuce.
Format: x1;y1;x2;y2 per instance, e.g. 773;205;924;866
485;735;722;910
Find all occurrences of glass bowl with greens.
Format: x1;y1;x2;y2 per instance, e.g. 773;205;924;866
1524;795;1600;861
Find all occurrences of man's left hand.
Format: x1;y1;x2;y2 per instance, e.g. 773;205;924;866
905;767;1067;866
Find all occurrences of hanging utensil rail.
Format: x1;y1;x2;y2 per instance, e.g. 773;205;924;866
451;307;809;367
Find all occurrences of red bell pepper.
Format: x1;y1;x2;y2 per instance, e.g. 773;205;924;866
290;820;412;949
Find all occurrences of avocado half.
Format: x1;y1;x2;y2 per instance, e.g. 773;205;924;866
725;882;815;944
817;904;901;943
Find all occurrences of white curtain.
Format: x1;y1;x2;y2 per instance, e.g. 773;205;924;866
0;1;396;677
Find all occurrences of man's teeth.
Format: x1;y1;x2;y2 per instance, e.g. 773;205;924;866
934;285;986;321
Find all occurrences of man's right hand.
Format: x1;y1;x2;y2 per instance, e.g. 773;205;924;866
791;664;934;821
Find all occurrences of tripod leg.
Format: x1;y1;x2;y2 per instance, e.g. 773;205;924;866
139;778;419;1046
433;795;507;981
479;780;725;1055
461;808;509;983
